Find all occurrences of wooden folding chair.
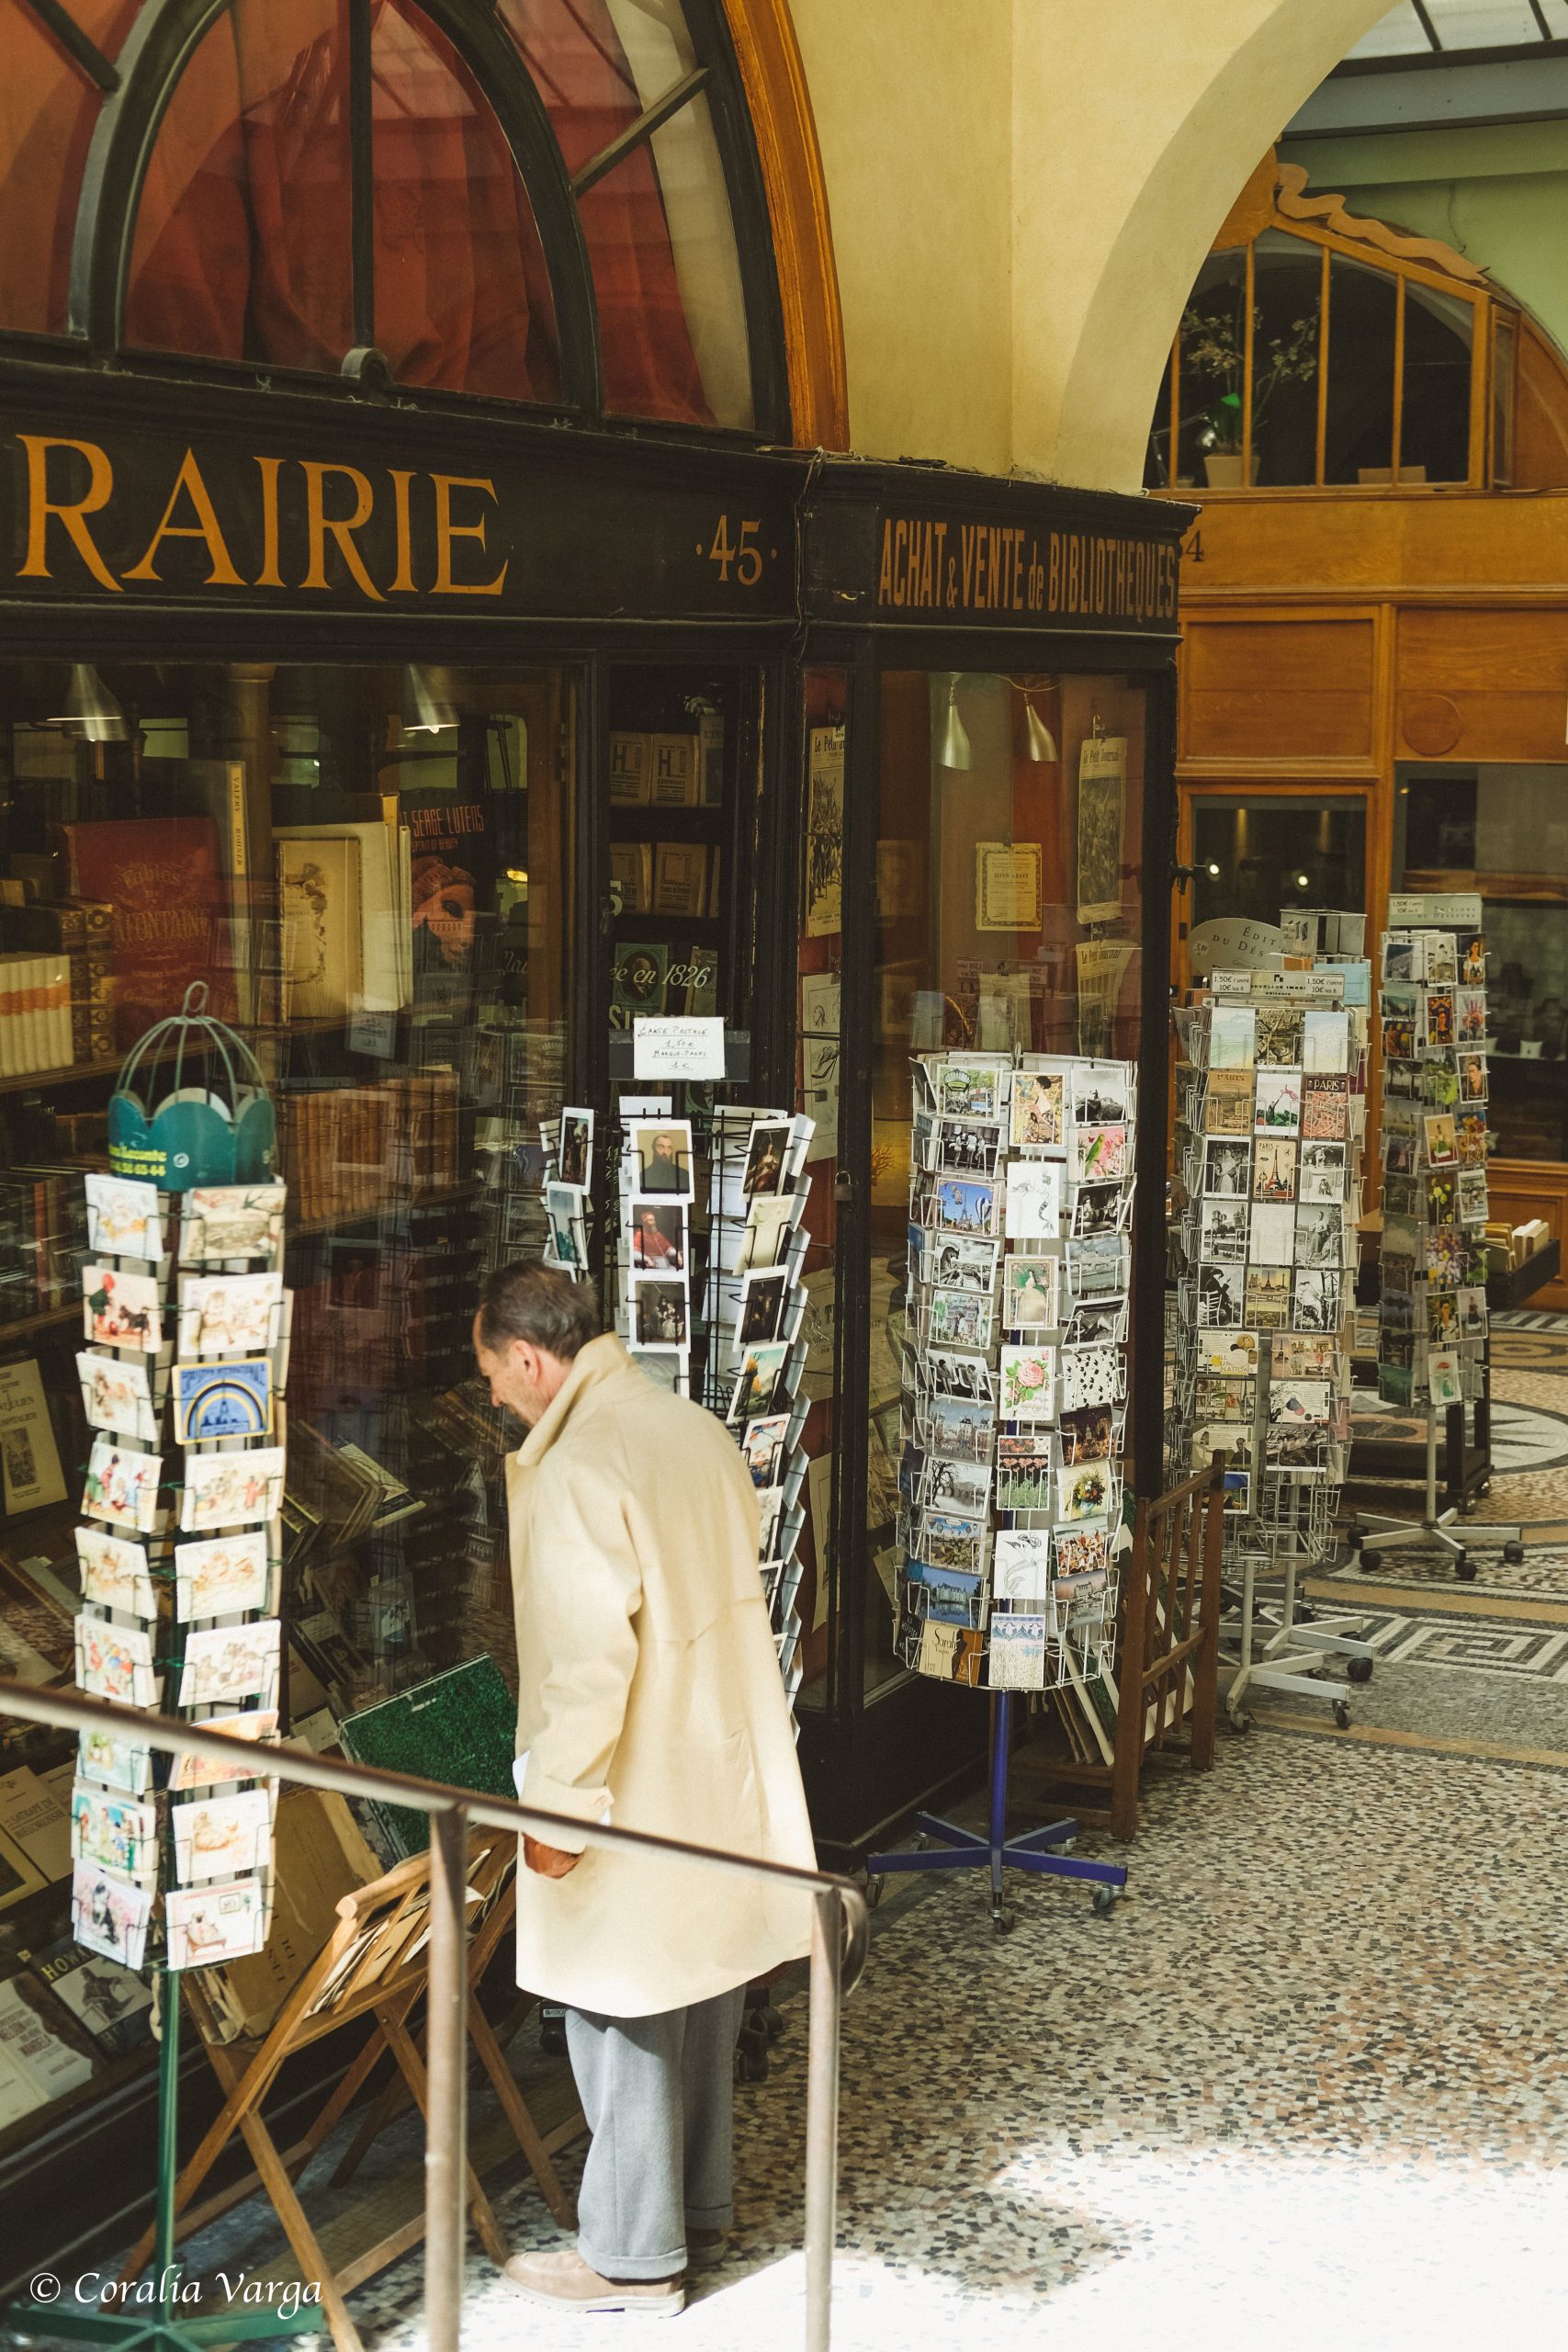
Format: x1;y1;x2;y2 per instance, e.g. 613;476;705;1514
119;1826;580;2352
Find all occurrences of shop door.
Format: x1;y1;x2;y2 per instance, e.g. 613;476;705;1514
1177;789;1370;981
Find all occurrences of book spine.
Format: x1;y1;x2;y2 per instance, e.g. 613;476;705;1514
71;900;117;1064
46;955;71;1069
0;957;14;1081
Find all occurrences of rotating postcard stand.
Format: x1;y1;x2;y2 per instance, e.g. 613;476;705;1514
1352;903;1526;1584
866;1051;1136;1931
9;996;299;2349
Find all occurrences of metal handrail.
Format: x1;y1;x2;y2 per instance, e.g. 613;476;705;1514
0;1679;868;2352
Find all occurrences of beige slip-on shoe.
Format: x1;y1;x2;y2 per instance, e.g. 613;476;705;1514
502;2248;686;2315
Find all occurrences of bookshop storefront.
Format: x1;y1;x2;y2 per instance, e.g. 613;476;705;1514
0;0;1189;2266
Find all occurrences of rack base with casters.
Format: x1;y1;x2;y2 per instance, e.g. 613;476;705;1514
864;1692;1127;1934
1346;1399;1527;1584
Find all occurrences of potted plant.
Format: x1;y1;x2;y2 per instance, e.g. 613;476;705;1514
1180;298;1317;487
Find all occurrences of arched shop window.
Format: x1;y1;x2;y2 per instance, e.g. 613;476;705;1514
1145;164;1512;494
0;0;781;433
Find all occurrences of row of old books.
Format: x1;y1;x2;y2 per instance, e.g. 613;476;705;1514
0;1168;90;1324
0;895;117;1070
276;1070;461;1225
608;721;724;809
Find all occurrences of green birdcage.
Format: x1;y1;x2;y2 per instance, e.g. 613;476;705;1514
107;983;276;1192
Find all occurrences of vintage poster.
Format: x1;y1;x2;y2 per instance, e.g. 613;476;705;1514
975;842;1043;933
1076;734;1127;924
804;726;845;938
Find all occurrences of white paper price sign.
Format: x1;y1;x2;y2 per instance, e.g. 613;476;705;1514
632;1016;727;1081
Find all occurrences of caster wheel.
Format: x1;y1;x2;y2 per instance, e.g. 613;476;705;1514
1092;1886;1120;1917
864;1874;886;1911
1504;1542;1525;1566
1334;1701;1351;1730
1347;1527;1366;1550
540;2021;568;2058
1347;1657;1373;1686
991;1906;1015;1936
1456;1555;1478;1583
1480;1482;1492;1498
758;2004;785;2041
1229;1709;1256;1736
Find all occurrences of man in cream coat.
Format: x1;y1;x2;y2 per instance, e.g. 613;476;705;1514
473;1261;817;2316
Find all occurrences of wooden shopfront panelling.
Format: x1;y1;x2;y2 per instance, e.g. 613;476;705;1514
1396;608;1568;764
1180;616;1377;765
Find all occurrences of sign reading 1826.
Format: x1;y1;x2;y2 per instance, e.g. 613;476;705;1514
877;513;1179;630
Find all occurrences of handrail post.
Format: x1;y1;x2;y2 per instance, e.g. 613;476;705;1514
426;1804;469;2352
805;1887;842;2352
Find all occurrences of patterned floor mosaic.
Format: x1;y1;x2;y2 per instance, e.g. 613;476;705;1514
51;1726;1565;2352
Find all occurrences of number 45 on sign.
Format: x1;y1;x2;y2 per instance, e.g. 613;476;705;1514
703;515;768;585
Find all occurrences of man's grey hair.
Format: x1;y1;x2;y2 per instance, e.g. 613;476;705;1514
478;1262;602;1361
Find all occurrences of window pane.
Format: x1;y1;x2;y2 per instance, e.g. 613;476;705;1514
1325;255;1397;484
1190;797;1366;934
1251;231;1321;487
0;0;137;334
1400;280;1473;483
373;1;560;401
127;2;355;368
499;0;750;426
1493;314;1516;486
1178;251;1247;488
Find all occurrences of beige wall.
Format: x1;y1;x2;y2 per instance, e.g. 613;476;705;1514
788;0;1393;491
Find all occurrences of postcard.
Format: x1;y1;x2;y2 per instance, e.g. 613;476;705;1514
924;1234;999;1295
1255;1068;1302;1135
1010;1070;1064;1149
1199;1199;1247;1263
1270;1380;1331;1426
1457;1169;1489;1225
171;1788;275;1885
1302;1009;1349;1074
998;1346;1055;1422
1072;1182;1126;1239
1382;934;1414;980
1244;1267;1292;1329
735;1194;802;1275
1072;1063;1134;1127
728;1341;790;1424
1298;1142;1346;1204
1004;1160;1060;1241
1072;1125;1126;1185
905;1561;986;1628
632;1276;690;1351
1429;1350;1464;1408
72;1860;152;1971
1198;1329;1258;1378
1294;1203;1343;1271
75;1527;158;1620
74;1615;159;1708
938;1119;1001;1180
1249;1203;1294;1266
1057;1460;1114;1524
174;1529;274;1622
934;1176;999;1237
1458;1053;1488;1105
1059;1402;1115;1464
77;1726;152;1797
734;1267;792;1354
1201;1139;1252;1199
1203;1069;1254;1136
85;1175;164;1262
1193;1374;1252;1426
167;1709;280;1793
741;1413;791;1491
1252;1138;1297;1203
1455;987;1486;1043
77;1351;158;1445
179;1446;287;1533
544;1183;589;1274
1055;1522;1110;1582
1197;1261;1246;1328
740;1119;794;1199
987;1614;1048;1690
1302;1076;1349;1141
630;1119;694;1200
1222;1470;1252;1516
83;1268;164;1355
1066;1297;1129;1351
927;1349;994;1404
558;1109;593;1190
922;1453;991;1514
1065;1235;1130;1298
929;1285;995;1350
1001;1253;1059;1334
1254;1009;1303;1069
176;1272;283;1359
919;1510;987;1573
629;1199;686;1273
936;1058;1009;1123
922;1395;996;1464
1059;1346;1123;1412
178;1184;287;1265
1208;1006;1256;1071
175;1359;273;1444
995;1435;1053;1511
71;1781;159;1884
1292;1269;1340;1332
165;1879;272;1973
1423;1113;1458;1166
83;1439;163;1535
178;1618;282;1712
1382;1018;1416;1063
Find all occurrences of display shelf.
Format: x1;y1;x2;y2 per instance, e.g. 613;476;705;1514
0;1302;82;1342
285;1179;484;1244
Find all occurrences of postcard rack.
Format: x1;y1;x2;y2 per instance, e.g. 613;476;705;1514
537;1101;815;1718
1351;898;1526;1581
1169;935;1376;1726
867;1047;1139;1927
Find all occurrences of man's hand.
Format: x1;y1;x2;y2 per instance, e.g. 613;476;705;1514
524;1835;581;1878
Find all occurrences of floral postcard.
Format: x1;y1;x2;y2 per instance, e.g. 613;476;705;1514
994;1435;1052;1511
998;1346;1055;1422
1072;1125;1126;1185
179;1446;287;1533
72;1860;152;1971
75;1527;158;1621
1057;1459;1114;1524
987;1613;1047;1690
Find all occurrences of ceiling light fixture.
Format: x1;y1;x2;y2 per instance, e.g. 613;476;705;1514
403;663;457;734
51;664;127;741
938;675;971;770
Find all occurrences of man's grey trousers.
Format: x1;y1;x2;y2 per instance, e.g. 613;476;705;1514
564;1984;748;2280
